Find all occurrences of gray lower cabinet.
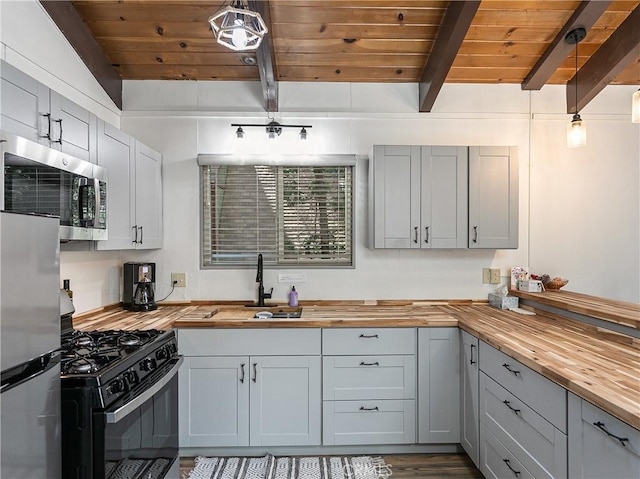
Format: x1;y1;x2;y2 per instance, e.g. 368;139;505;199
418;328;460;443
177;329;321;448
322;328;416;445
568;392;640;479
479;341;567;479
460;330;480;466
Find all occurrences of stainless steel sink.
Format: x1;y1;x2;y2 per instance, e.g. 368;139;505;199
253;308;302;319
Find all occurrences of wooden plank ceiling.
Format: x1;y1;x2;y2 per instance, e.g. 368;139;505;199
47;0;640;111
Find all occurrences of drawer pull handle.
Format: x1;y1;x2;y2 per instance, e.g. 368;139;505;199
360;406;379;411
359;361;380;367
359;334;379;339
502;363;521;376
240;363;245;383
502;400;521;416
470;344;476;365
593;421;629;447
502;459;521;477
252;363;257;383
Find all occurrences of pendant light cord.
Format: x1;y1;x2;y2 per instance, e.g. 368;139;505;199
574;38;579;115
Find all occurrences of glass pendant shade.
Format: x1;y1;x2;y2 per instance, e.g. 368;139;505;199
567;113;587;148
209;3;267;51
632;89;640;124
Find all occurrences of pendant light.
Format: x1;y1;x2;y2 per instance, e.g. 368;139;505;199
632;89;640;123
566;28;587;148
209;0;267;52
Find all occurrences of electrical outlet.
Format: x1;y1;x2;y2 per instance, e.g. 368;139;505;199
490;268;501;284
171;272;186;287
482;268;491;284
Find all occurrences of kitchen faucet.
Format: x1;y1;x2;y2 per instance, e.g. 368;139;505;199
256;253;272;307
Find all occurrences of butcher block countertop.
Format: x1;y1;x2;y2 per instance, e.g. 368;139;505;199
73;294;640;430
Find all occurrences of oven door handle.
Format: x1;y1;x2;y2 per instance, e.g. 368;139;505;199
106;356;183;424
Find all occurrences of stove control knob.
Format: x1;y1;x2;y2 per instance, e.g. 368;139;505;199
140;358;157;371
155;347;168;360
108;378;125;395
124;371;139;385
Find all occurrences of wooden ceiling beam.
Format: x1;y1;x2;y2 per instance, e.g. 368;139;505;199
521;0;611;91
39;1;122;109
248;0;278;112
567;4;640;113
418;0;481;112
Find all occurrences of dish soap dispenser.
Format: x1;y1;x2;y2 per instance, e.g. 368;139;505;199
288;286;298;307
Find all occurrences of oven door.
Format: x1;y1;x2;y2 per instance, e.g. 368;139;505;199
97;357;182;479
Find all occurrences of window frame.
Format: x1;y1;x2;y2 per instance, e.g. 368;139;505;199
198;154;357;270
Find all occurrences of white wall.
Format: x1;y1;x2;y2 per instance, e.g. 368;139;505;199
2;0;638;312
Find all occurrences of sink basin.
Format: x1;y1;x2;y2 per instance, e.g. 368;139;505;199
254;308;302;319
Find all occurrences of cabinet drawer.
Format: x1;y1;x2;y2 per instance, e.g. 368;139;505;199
481;374;567;479
177;328;321;356
322;399;416;445
481;424;535;479
322;328;415;355
323;355;416;400
479;341;566;431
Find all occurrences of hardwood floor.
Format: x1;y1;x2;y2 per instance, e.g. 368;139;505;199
179;453;483;478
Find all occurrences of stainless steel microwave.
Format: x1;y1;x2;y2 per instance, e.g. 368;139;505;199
1;130;107;241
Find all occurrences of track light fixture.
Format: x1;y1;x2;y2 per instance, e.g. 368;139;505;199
565;27;587;148
209;0;267;51
231;121;312;140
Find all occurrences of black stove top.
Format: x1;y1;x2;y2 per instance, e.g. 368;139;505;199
60;329;178;408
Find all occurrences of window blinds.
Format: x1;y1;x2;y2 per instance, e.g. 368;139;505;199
201;163;353;267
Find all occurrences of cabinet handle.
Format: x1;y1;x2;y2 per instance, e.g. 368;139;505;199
138;226;143;245
502;363;521;376
40;113;52;140
593;421;630;447
470;344;476;365
502;459;521;477
413;226;418;243
473;226;478;243
53;119;63;144
359;334;379;339
502;400;521;416
359;361;380;367
424;226;429;244
252;363;257;383
132;225;138;244
359;406;379;411
239;363;245;383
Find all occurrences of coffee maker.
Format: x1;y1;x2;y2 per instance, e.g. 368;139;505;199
123;262;157;312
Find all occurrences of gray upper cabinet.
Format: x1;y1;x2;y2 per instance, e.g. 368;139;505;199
369;145;468;249
468;146;519;249
133;140;163;249
1;61;97;163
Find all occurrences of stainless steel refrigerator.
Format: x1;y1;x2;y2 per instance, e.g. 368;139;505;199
1;211;61;479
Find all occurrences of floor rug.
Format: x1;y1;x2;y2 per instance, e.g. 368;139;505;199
185;455;391;479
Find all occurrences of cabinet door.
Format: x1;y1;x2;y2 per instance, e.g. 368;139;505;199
370;145;421;248
461;330;480;466
50;91;97;163
95;121;135;250
0;61;49;142
249;356;321;446
468;146;518;248
420;146;468;248
418;327;460;443
134;140;163;249
568;393;640;479
179;356;249;447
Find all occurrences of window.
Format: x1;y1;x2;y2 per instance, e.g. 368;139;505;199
201;159;354;267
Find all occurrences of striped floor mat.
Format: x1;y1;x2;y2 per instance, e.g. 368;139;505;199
185;455;391;479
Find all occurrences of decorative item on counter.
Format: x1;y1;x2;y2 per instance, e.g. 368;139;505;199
539;274;569;290
63;279;73;301
510;266;529;290
517;279;544;292
488;285;519;310
288;285;298;307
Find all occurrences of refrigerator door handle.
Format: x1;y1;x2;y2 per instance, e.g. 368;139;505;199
0;351;61;394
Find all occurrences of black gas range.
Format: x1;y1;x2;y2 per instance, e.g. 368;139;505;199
60;327;181;479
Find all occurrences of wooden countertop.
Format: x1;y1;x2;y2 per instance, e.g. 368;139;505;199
73;297;640;431
511;289;639;329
